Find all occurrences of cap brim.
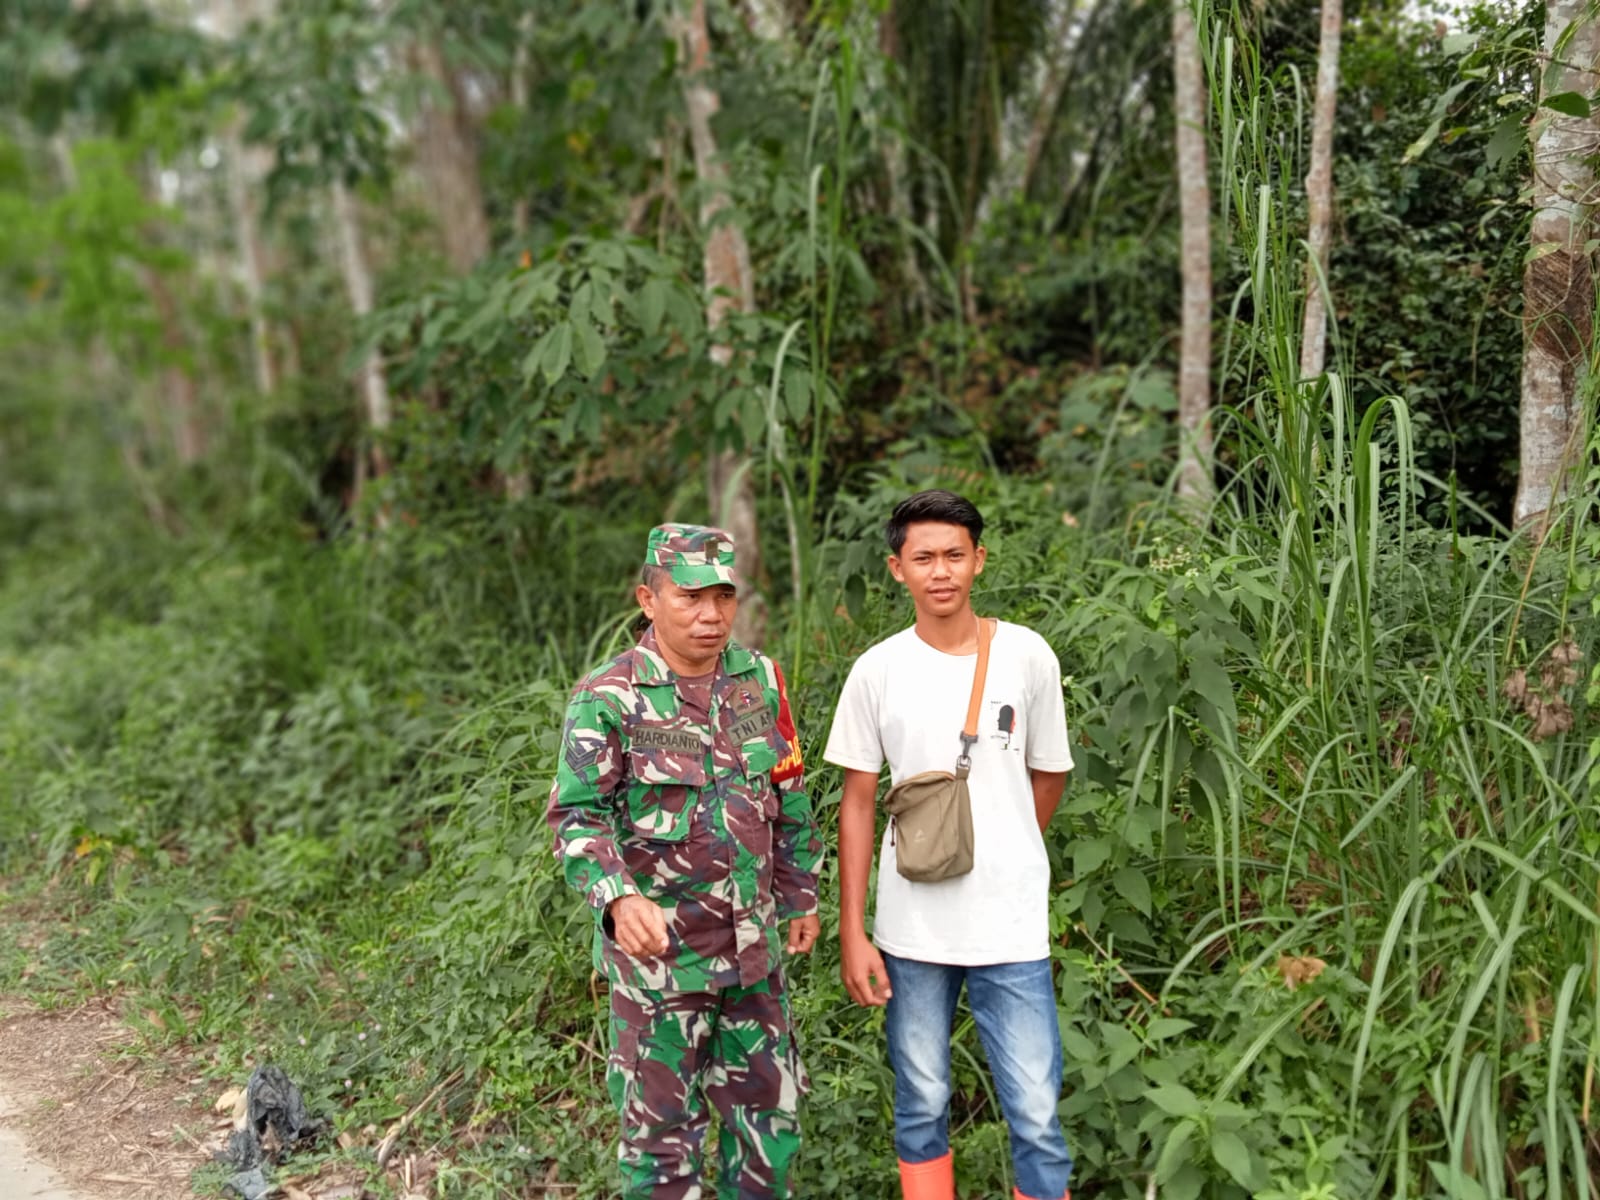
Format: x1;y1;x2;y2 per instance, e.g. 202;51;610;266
668;564;739;590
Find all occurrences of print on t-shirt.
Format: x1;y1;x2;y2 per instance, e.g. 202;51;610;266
986;696;1021;752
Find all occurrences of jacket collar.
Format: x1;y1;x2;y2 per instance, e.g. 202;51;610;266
632;626;755;685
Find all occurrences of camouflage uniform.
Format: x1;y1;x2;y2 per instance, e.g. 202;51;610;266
548;525;824;1200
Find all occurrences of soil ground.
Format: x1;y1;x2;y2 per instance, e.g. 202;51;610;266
0;990;429;1200
0;995;213;1199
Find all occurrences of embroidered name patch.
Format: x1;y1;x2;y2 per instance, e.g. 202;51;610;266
630;726;704;754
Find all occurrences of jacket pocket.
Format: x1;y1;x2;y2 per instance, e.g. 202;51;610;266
624;747;706;842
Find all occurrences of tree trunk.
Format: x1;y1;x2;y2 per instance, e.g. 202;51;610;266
511;15;532;239
331;178;392;480
225;123;277;394
209;0;277;395
676;0;767;648
140;265;207;464
134;152;206;465
1515;0;1599;528
1028;0;1118;213
411;40;491;274
500;18;536;502
1172;0;1213;507
1298;0;1342;382
1019;0;1082;202
879;6;932;320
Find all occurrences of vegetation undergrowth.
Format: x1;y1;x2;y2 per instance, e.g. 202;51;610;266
2;372;1596;1198
1;3;1596;1199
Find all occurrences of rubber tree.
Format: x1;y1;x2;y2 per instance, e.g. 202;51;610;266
1172;0;1212;506
237;0;396;491
674;0;767;647
0;2;212;469
1515;0;1600;528
207;0;278;396
407;36;491;274
1298;0;1342;382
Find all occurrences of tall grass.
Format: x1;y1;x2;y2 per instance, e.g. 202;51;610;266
1163;3;1600;1195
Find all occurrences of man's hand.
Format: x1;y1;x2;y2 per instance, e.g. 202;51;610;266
785;914;820;954
607;894;670;958
841;930;893;1006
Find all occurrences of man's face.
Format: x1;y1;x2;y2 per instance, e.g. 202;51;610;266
888;522;985;618
637;579;739;671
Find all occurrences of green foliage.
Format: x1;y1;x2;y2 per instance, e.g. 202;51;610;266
5;373;1599;1198
235;0;397;191
890;0;1050;260
1334;2;1537;528
2;0;1597;1197
987;0;1180;366
0;0;208;136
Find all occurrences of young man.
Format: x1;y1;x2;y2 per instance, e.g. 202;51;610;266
824;490;1075;1200
548;524;823;1199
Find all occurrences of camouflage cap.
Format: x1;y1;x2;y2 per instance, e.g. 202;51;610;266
645;524;739;589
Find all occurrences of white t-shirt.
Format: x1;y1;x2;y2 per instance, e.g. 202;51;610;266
823;620;1074;965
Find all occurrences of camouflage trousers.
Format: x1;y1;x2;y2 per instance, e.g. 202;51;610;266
607;971;807;1199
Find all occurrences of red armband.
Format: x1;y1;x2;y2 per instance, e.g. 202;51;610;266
771;662;804;784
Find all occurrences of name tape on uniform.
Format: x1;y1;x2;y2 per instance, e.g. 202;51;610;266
631;726;705;754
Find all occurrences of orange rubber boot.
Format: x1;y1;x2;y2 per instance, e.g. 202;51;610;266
1013;1190;1070;1200
898;1151;954;1200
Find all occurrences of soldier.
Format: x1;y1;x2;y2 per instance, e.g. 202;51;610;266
548;524;824;1200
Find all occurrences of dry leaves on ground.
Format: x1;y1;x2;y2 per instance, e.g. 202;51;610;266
0;996;210;1200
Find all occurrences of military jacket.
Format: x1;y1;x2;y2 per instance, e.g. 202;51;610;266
547;628;823;992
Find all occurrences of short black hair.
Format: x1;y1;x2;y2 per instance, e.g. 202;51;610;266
640;564;670;591
886;489;984;554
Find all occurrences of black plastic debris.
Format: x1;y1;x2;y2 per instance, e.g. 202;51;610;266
218;1064;329;1200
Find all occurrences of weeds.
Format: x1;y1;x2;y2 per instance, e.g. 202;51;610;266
1;4;1597;1198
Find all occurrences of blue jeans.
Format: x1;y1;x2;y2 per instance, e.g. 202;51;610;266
883;953;1073;1200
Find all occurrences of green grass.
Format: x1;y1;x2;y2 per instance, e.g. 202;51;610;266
3;385;1594;1197
1;3;1596;1196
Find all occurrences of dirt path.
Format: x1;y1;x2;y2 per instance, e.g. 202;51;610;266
0;1087;92;1199
0;997;215;1200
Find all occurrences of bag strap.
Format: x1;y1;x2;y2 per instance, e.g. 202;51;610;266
957;618;995;771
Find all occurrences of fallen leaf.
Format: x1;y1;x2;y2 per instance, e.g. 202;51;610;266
1276;954;1328;990
1551;639;1583;665
1532;698;1574;740
1502;667;1528;704
214;1086;244;1115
